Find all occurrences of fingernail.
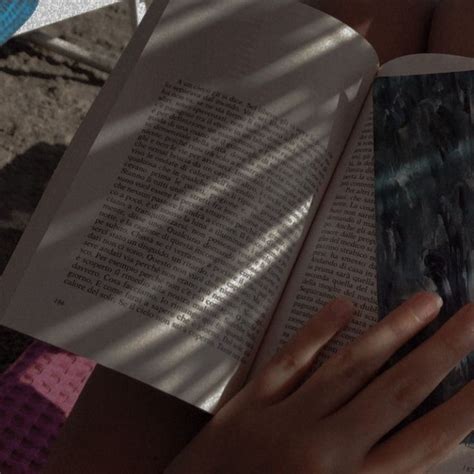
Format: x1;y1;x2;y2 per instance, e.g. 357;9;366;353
328;299;354;321
409;292;443;320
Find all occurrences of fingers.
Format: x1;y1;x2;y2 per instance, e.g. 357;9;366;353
239;299;353;408
290;292;442;419
363;381;474;474
336;302;474;450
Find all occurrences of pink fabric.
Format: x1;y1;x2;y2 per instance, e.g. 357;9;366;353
0;341;96;473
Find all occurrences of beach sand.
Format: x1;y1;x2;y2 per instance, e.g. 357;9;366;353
0;3;134;272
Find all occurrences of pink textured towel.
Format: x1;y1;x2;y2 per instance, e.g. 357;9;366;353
0;341;96;473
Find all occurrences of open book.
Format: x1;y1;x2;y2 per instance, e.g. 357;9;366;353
0;0;473;471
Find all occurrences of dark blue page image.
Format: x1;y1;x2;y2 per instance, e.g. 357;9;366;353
373;71;474;445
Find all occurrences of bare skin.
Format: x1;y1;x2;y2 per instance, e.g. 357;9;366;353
310;0;439;63
428;0;474;57
166;293;474;473
314;0;474;61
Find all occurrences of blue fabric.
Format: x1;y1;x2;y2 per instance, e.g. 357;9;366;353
0;0;39;44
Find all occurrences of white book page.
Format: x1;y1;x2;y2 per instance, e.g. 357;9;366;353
253;89;377;370
253;53;474;472
0;0;377;412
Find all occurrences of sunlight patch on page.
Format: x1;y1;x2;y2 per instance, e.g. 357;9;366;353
80;105;153;159
153;0;262;48
78;195;311;371
37;299;130;342
41;199;102;248
172;360;237;410
264;88;311;116
244;28;356;88
282;19;339;44
93;320;196;368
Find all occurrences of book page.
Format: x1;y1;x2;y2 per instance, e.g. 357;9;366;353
253;92;377;369
0;0;377;412
253;53;474;473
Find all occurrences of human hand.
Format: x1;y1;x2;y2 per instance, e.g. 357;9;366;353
165;292;474;473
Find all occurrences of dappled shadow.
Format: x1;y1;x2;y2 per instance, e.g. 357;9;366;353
0;39;106;86
0;142;66;273
0;142;65;220
1;0;377;414
0;326;32;374
0;228;23;277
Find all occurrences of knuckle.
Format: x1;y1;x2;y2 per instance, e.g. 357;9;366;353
438;332;461;364
334;347;367;382
337;346;356;367
425;425;451;457
462;302;474;314
272;350;298;372
390;376;418;411
404;302;424;324
387;312;417;339
386;320;408;341
394;298;432;333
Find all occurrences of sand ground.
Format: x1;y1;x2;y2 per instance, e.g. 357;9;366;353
0;3;135;272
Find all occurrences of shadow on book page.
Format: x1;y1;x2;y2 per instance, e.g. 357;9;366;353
0;0;377;412
373;71;474;446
